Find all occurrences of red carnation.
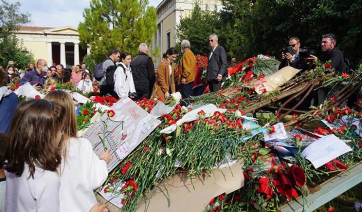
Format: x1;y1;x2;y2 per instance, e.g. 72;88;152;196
197;110;206;116
269;126;275;134
83;110;90;115
121;161;132;174
325;63;332;69
50;87;55;91
294;134;303;141
327;207;334;212
35;95;41;99
107;110;115;117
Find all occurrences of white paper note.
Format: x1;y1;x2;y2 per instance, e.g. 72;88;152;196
301;134;352;168
263;123;288;141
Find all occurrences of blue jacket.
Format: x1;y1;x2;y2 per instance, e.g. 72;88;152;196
0;92;19;133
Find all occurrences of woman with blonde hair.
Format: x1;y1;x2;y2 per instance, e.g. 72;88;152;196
151;47;178;101
44;77;58;91
44;90;110;212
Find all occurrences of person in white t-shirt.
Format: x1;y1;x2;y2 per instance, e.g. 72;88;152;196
114;52;136;99
45;90;111;212
5;99;66;212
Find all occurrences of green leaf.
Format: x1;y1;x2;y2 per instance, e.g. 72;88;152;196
258;148;271;155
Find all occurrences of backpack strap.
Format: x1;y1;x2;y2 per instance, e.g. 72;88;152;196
117;63;127;80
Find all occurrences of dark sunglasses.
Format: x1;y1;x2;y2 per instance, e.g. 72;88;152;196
289;44;298;47
209;40;214;42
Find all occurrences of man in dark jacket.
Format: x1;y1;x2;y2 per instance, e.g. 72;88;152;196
130;43;155;99
311;33;346;74
207;34;228;92
318;33;346;74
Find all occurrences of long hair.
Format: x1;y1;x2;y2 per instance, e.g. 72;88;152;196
0;132;7;169
5;99;66;178
44;77;58;90
44;90;78;138
62;69;72;84
0;66;7;86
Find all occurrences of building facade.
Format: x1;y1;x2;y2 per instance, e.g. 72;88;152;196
16;26;88;67
152;0;223;63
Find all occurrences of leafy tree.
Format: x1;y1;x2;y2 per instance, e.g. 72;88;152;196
0;0;32;69
176;1;220;57
220;0;362;63
82;54;97;75
78;0;157;63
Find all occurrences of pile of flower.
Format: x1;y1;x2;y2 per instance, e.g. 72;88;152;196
91;95;118;107
99;59;362;211
76;101;98;131
102;101;253;211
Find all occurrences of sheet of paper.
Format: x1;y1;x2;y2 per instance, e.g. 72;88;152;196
263;123;288;141
341;116;362;137
82;97;160;172
301;134;352;168
98;182;125;209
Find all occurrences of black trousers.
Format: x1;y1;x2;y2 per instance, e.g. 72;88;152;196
208;80;222;92
100;84;114;97
180;81;193;99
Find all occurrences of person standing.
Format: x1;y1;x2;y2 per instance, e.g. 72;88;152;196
151;47;178;101
317;33;346;73
114;52;136;99
130;43;155;99
206;34;227;93
100;49;120;96
0;66;19;133
19;59;48;91
71;65;83;88
178;40;196;99
77;73;93;93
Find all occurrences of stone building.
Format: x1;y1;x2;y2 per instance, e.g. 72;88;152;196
16;26;88;67
152;0;223;63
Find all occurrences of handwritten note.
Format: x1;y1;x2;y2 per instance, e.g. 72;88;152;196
263;123;288;141
301;134;352;168
83;97;160;172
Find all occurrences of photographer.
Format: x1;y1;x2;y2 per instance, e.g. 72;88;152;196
279;37;309;70
310;33;346;74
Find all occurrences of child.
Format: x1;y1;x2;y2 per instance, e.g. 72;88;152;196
0;132;7;212
45;90;110;212
92;81;100;93
44;77;58;91
77;73;93;93
5;99;66;212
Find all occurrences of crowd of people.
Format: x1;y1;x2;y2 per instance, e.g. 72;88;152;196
0;32;349;212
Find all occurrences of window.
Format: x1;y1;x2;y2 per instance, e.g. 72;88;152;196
166;31;170;49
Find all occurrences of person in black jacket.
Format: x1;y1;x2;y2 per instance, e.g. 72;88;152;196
130;43;155;99
206;34;228;92
311;33;346;74
279;37;310;71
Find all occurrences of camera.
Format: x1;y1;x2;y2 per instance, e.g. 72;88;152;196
299;45;321;59
281;46;293;55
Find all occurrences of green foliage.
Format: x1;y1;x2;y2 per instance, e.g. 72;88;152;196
0;0;32;69
176;1;220;56
82;54;97;75
178;0;362;64
78;0;157;64
150;46;161;64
